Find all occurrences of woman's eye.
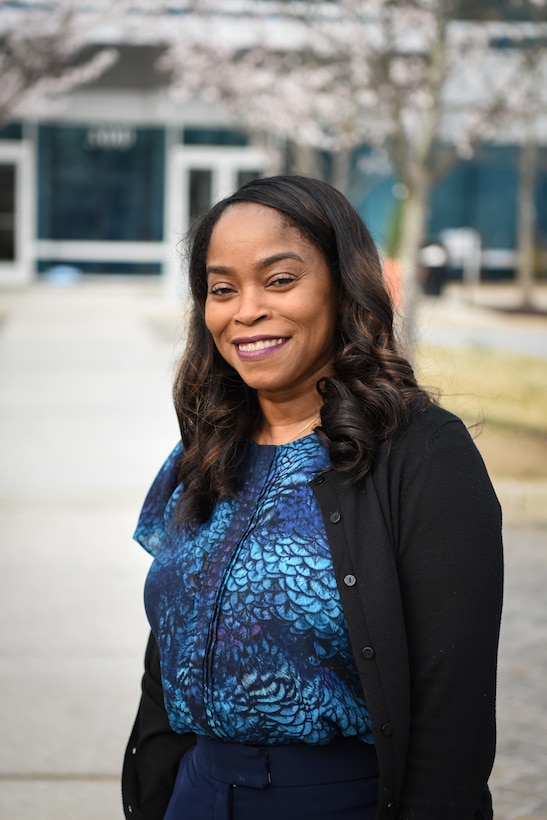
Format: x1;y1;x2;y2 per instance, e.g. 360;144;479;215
269;275;295;287
209;284;234;296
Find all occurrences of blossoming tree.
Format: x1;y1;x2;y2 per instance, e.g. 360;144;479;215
2;1;544;323
0;0;120;127
147;0;546;347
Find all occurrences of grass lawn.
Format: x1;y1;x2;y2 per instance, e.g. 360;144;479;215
415;344;547;481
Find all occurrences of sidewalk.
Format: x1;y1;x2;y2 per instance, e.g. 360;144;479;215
0;279;181;819
416;282;547;359
0;278;546;818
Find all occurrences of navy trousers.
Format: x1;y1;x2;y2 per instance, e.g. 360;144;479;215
164;735;379;820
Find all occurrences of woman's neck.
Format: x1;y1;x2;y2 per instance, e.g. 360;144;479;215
253;399;323;445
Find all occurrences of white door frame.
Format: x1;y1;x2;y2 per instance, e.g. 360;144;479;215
164;145;270;299
0;140;35;287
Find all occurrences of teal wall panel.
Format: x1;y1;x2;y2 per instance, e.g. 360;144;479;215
37;124;165;241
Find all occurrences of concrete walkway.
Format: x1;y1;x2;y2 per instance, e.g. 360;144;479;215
416;281;547;360
0;278;546;818
0;279;181;819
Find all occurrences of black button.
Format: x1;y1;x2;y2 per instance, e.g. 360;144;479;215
362;646;375;660
381;723;393;736
330;511;341;523
313;475;325;484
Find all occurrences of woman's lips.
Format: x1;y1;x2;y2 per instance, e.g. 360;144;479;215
233;336;288;359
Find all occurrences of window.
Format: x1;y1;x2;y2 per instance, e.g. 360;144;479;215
0;164;16;261
183;128;248;147
38;124;165;241
188;169;213;223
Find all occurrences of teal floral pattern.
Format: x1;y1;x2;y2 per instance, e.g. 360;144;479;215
136;435;373;746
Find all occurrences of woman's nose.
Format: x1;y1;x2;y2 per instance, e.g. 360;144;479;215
233;289;268;325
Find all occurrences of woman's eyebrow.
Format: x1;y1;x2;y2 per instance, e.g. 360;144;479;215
205;264;231;276
256;252;304;269
206;252;304;277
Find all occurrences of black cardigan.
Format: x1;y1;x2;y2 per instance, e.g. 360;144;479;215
122;403;503;820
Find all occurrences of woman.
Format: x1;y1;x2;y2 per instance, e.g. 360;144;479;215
123;175;503;820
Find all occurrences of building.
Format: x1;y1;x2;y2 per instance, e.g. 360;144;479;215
0;40;272;291
1;5;546;289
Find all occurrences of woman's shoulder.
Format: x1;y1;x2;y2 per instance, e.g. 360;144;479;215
384;398;475;470
133;442;183;556
365;400;498;521
403;398;465;438
394;396;463;440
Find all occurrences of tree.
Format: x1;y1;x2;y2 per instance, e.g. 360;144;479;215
459;0;547;311
506;5;547;311
0;0;120;127
154;0;544;351
4;1;544;322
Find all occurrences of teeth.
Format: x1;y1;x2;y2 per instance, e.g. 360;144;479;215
238;338;284;352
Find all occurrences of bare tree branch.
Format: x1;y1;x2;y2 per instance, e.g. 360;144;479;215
0;0;120;126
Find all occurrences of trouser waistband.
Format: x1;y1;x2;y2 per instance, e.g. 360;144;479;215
194;735;378;789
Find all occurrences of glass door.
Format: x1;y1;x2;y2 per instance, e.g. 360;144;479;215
165;144;270;296
0;141;33;286
188;168;213;224
0;164;16;262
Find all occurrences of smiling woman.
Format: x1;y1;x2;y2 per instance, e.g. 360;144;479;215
123;175;503;820
204;202;338;437
174;176;423;527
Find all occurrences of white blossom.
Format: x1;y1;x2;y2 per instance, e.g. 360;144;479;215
0;0;123;124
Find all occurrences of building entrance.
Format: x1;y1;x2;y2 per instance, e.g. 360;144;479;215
0;164;16;262
165;145;270;297
0;141;33;286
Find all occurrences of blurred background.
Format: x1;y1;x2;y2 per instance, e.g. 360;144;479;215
1;1;546;818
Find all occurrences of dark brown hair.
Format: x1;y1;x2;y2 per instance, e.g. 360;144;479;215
173;174;428;524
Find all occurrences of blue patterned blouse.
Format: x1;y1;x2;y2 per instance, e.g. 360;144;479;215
135;433;374;746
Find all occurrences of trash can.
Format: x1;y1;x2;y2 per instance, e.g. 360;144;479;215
419;241;448;296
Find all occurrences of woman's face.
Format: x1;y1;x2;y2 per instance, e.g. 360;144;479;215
204;202;338;403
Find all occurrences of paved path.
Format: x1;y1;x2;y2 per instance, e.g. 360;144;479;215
0;279;545;818
0;280;180;819
416;283;547;359
492;524;547;819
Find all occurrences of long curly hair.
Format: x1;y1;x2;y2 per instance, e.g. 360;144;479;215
173;174;429;525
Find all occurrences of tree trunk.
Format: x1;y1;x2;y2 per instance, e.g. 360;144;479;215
331;148;352;194
516;132;537;311
395;181;430;360
290;142;324;179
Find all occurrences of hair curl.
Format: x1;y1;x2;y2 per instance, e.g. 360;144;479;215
173;174;429;525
